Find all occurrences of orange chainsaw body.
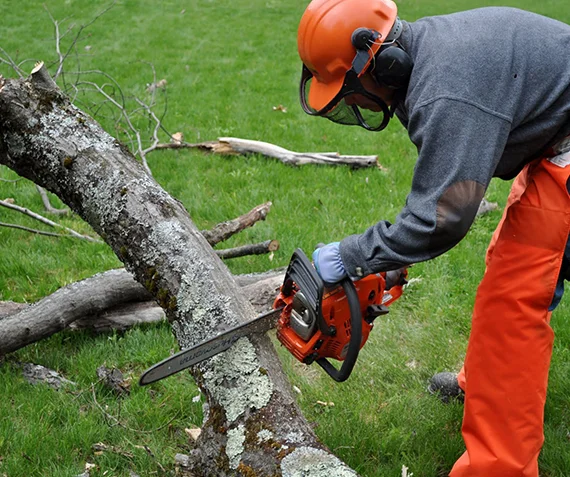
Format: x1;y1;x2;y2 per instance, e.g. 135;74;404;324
273;271;405;365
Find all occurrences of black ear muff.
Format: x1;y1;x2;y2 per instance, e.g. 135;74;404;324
372;45;413;89
350;28;381;74
351;27;378;50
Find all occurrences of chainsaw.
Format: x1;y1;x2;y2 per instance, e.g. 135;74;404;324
139;249;407;385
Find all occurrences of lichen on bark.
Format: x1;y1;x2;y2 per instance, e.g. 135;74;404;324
201;338;274;423
280;447;358;477
226;424;246;469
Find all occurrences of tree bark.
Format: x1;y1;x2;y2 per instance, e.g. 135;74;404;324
0;67;358;476
70;300;165;332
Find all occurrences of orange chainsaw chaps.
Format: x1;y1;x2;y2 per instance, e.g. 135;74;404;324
451;156;570;477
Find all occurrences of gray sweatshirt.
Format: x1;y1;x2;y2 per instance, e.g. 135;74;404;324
340;7;570;278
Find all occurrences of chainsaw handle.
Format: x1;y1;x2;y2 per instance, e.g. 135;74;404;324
316;277;362;382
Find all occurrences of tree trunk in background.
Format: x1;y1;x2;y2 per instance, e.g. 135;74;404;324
0;267;285;346
0;68;358;476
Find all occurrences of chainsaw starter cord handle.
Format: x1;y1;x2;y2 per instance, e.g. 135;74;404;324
317;277;362;382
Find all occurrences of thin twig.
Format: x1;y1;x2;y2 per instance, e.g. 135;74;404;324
74;78;154;176
0;221;69;238
142;61;158;108
35;185;69;215
0;199;102;242
49;1;117;82
43;5;66;81
135;96;162;173
0;47;25;78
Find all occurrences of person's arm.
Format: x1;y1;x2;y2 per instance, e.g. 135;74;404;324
337;97;512;279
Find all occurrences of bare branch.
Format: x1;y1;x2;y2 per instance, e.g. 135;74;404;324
74;77;153;176
216;239;280;260
0;199;102;242
35;185;69;215
0;269;150;355
0;47;25;78
135;96;162;173
0;221;73;238
0;177;20;183
201;201;273;246
46;1;117;82
153;137;381;169
142;61;158;107
43;5;66;81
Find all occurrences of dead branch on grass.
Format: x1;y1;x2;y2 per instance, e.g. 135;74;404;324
0;193;275;257
154;136;382;169
0;266;285;352
0;221;78;238
215;239;280;259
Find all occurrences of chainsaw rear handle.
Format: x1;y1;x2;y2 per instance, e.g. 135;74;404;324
316;277;362;382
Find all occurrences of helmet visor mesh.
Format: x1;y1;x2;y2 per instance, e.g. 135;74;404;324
300;66;390;131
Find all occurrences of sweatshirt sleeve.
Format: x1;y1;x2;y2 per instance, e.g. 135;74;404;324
340;97;512;278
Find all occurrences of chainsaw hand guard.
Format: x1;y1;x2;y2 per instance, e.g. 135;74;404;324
275;249;366;382
316;278;362;382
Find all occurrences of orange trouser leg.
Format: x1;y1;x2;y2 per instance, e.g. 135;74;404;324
456;165;533;392
450;157;570;477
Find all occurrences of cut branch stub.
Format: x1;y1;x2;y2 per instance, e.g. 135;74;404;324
30;61;58;91
216;239;279;260
201;201;272;246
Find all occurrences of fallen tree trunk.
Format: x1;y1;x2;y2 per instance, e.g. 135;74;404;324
0;267;286;344
0;66;358;476
0;269;150;355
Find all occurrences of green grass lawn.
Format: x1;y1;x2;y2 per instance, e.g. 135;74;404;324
1;1;570;476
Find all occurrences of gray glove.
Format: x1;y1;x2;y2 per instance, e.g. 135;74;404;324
312;242;347;284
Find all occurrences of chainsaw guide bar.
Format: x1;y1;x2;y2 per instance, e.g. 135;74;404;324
139;307;282;385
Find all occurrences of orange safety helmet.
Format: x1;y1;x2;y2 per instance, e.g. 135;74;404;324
297;0;400;130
